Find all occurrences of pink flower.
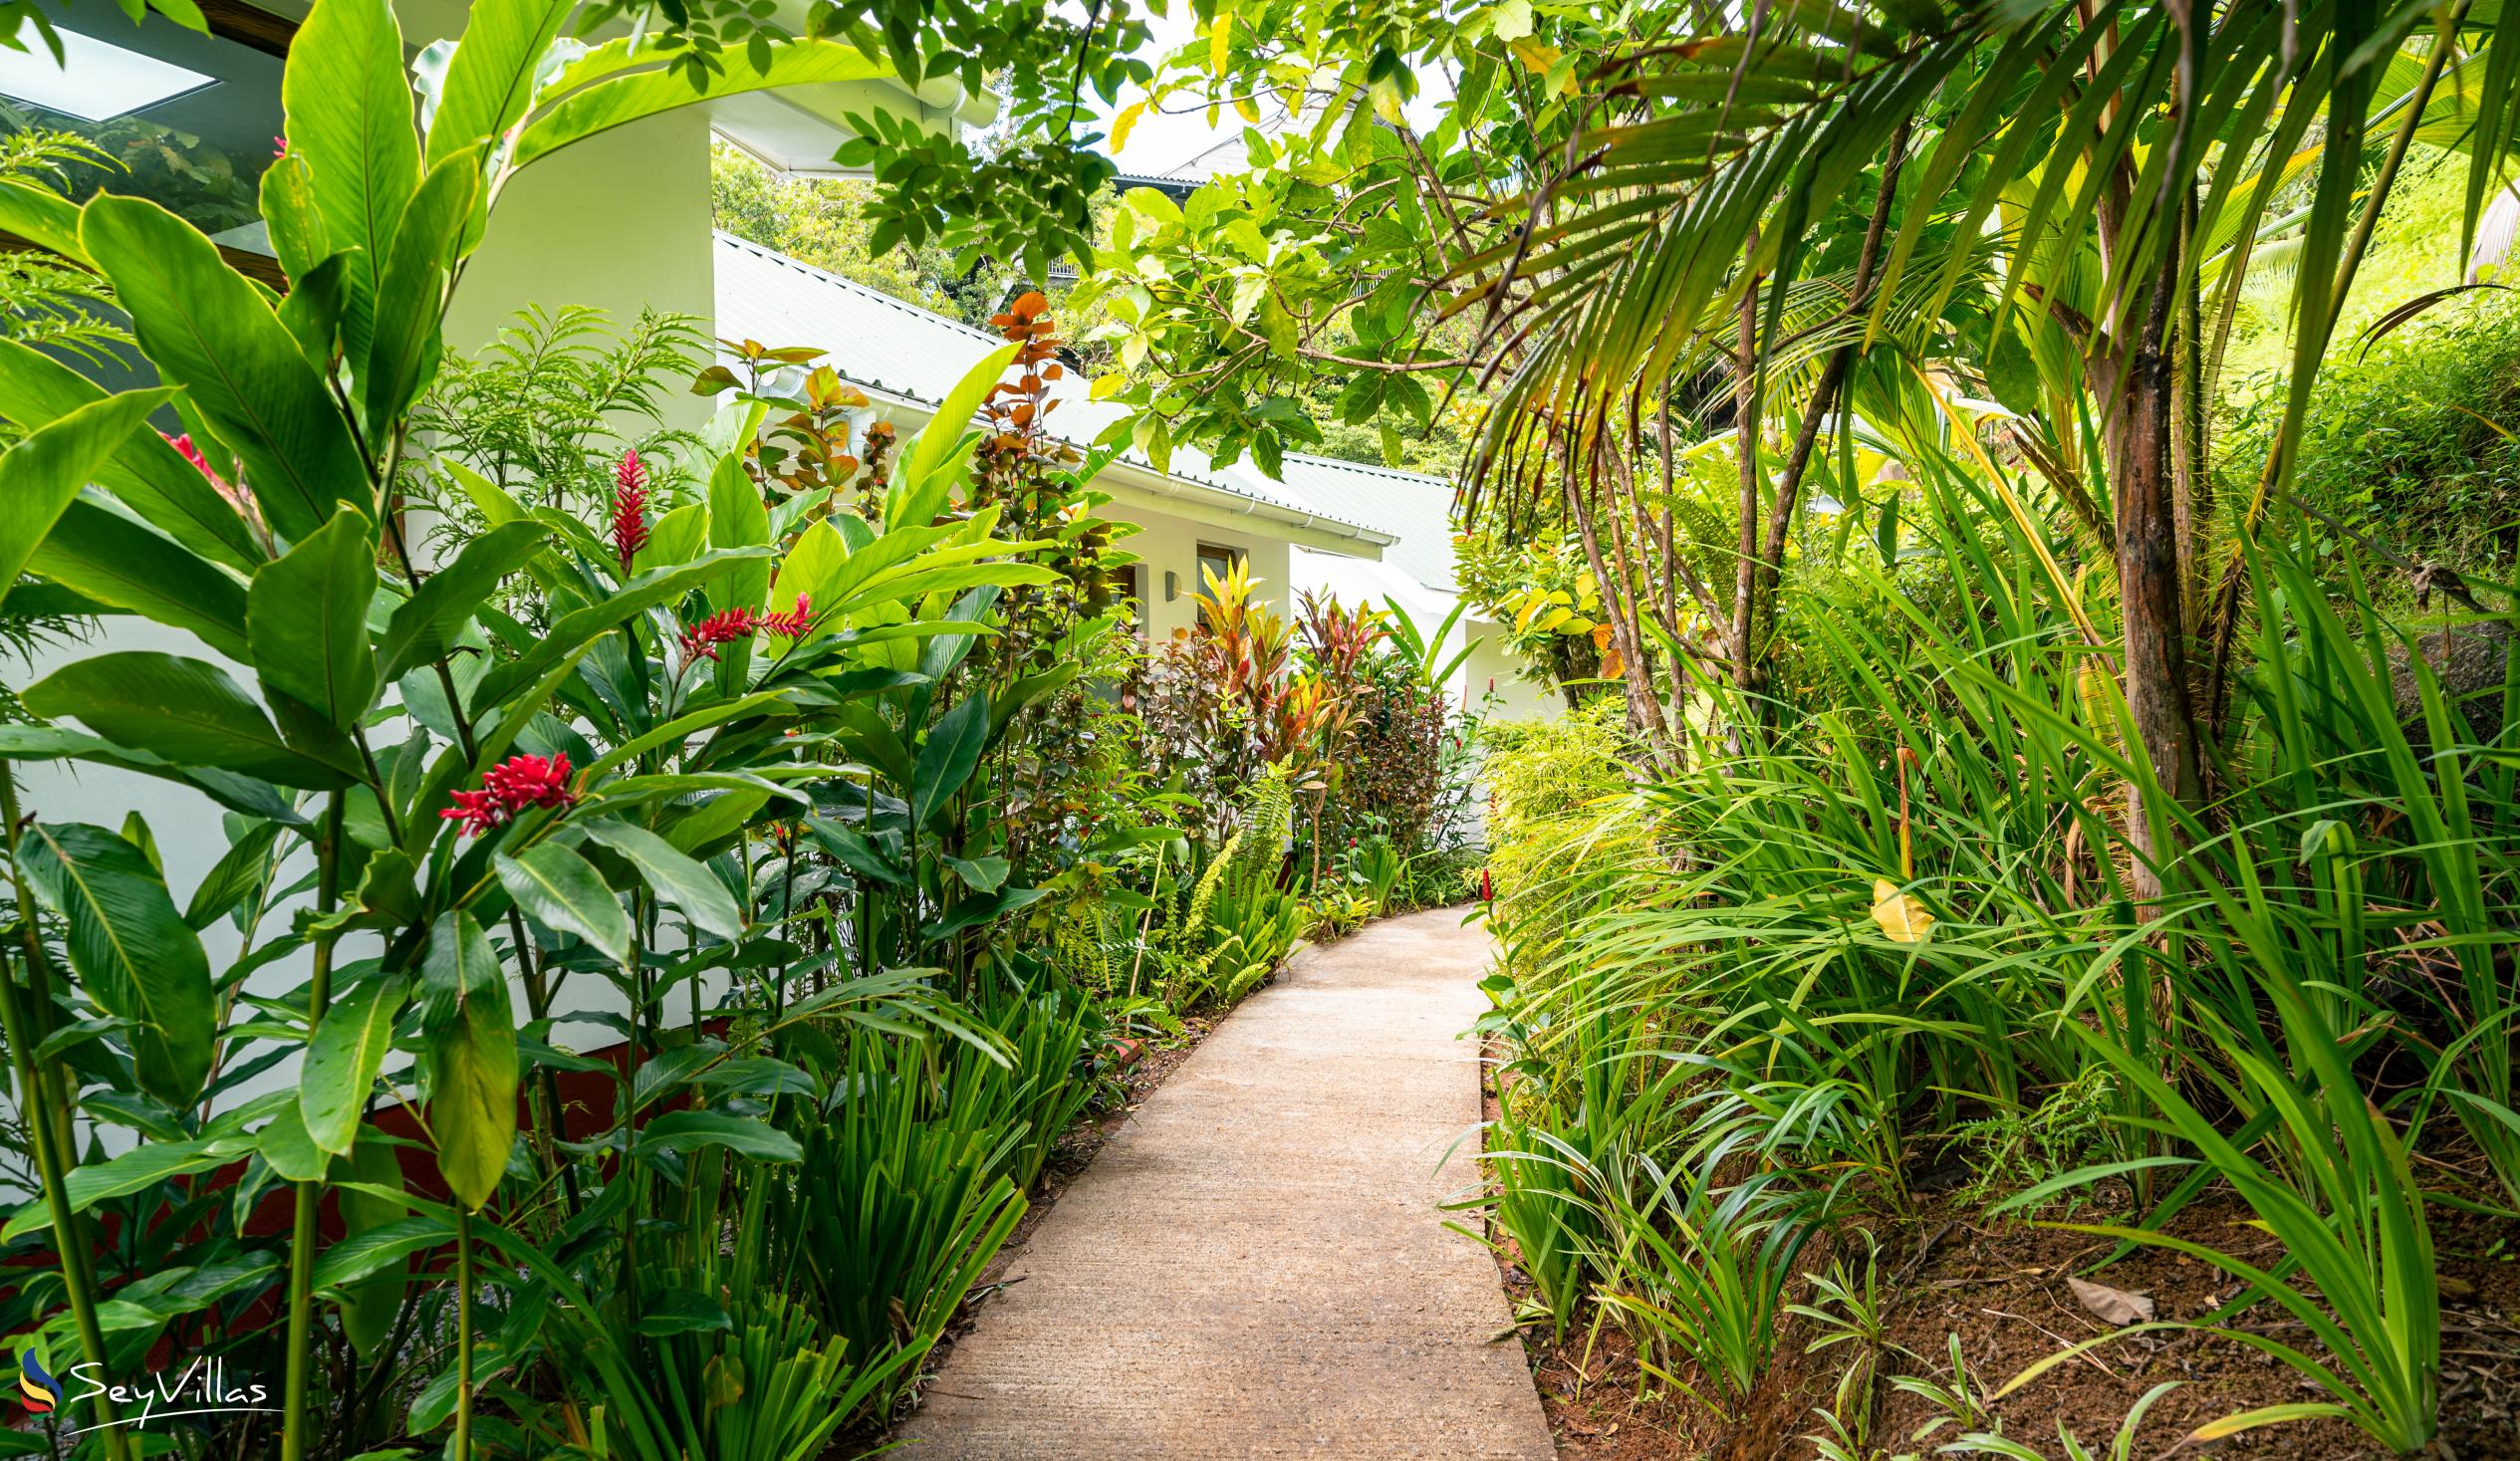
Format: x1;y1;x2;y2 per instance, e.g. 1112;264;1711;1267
759;594;812;639
272;134;287;158
164;432;270;551
679;607;759;663
441;752;578;836
679;595;813;662
611;449;650;572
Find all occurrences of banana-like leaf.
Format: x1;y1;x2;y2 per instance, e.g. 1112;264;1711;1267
81;195;373;546
24;651;360;789
299;973;411;1156
0;340;262;571
16;822;217;1108
886;342;1021;529
378;519;551;682
507;40;888;174
281;0;418;365
423;0;576;170
496;842;632;967
32;501;252;663
363;144;481;432
583;818;745;943
419;911;516;1212
0;387;174;610
248;506;378;731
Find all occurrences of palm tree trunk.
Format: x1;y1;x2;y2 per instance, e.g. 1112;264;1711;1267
2110;252;2204;886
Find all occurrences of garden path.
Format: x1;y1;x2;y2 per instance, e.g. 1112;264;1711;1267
897;906;1553;1459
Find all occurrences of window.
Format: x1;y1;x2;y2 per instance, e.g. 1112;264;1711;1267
1193;542;1244;627
0;0;293;288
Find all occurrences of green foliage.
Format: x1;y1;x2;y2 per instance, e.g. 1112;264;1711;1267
411;303;706;556
2220;289;2520;576
1470;459;2512;1451
0;7;1169;1456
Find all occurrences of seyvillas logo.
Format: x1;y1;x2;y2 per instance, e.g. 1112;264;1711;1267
8;1351;275;1435
16;1351;60;1415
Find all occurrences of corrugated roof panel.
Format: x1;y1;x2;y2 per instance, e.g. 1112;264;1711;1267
1264;454;1461;593
711;232;1468;565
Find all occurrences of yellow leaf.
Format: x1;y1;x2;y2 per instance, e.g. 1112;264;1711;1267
1509;37;1561;73
1871;879;1934;943
1210;6;1232;75
1112;101;1145;154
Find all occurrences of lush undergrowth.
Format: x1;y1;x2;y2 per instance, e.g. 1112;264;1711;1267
1469;466;2517;1457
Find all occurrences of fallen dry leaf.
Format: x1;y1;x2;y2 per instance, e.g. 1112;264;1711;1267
1871;879;1935;942
2067;1275;2154;1325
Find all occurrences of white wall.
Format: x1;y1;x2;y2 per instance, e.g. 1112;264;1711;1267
1125;505;1292;642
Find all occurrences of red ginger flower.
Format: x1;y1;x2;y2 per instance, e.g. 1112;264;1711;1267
441;752;578;837
680;595;813;662
760;594;812;639
611;449;650;572
679;608;758;663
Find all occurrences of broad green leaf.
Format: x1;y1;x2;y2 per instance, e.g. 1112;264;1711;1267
313;1209;451;1291
509;40;886;173
423;0;576;170
495;843;631;967
80;195;372;545
630;1287;732;1337
0;387;173;609
943;853;1010;893
22;651;360;789
705;452;771;614
912;691;991;831
248;506;378;730
300;973;410;1156
630;500;707;576
419;912;515;1211
182;820;282;930
0;341;259;570
808;819;907;887
337;1134;410;1357
772;517;848;638
582;819;744;942
467;549;770;710
378;519;550;681
281;0;418;367
0;1133;256;1241
363;145;481;431
17;822;216;1108
887;342;1020;528
922;885;1048;943
30;501;251;661
256;153;332;281
0;177;87;262
633;1108;803;1163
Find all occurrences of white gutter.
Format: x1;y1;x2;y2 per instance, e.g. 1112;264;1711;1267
801;372;1397;556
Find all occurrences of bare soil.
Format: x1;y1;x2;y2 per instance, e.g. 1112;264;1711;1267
1475;1043;2519;1459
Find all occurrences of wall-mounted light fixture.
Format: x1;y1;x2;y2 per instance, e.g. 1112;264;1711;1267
1162;571;1179;603
0;27;217;122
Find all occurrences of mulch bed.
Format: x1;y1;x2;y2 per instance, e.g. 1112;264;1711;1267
1477;1049;2520;1459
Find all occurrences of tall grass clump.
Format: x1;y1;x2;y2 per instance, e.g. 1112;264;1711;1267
1471;452;2517;1451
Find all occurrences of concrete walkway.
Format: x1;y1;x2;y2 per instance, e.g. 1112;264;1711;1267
898;907;1555;1460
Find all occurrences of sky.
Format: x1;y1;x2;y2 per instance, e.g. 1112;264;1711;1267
1072;3;1456;180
